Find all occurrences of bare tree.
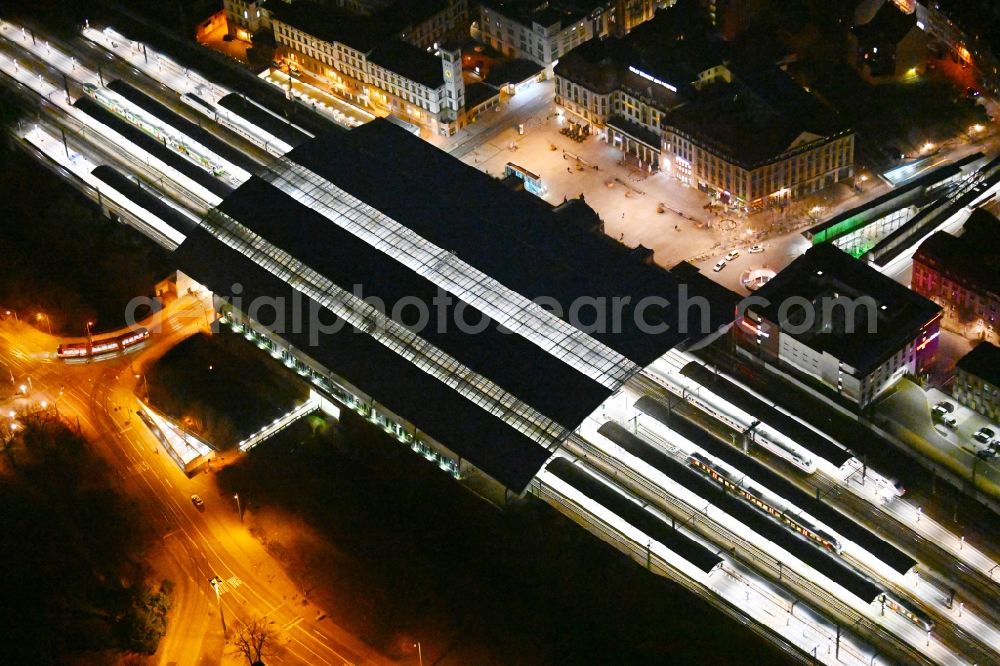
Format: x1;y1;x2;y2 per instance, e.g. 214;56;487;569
231;617;273;666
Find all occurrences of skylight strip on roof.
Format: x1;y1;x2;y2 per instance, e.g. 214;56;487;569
262;158;641;390
201;209;571;450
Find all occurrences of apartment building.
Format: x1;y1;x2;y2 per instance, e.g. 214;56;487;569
912;209;1000;337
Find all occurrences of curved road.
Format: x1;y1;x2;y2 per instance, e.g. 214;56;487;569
0;301;389;666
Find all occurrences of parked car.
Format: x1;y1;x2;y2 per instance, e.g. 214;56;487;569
976;448;995;460
942;414;958;428
725;250;740;261
973;427;995;444
191;494;205;509
933;401;955;414
713;260;727;272
748;244;764;254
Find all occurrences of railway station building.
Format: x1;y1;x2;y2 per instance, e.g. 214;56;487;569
173;119;734;499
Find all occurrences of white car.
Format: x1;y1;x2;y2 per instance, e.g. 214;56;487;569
713;260;727;272
725;250;740;261
748;244;764;254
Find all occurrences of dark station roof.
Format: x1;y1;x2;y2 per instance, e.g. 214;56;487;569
217;93;312;148
74;96;233;199
91;165;199;236
286;119;735;364
547;457;722;573
597;421;882;603
635;396;916;575
679;361;854;468
747;244;941;376
172;224;552;492
173;118;739;489
106;80;260;174
957;341;1000;388
215;176;612;429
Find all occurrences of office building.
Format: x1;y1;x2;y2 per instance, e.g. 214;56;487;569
735;244;942;409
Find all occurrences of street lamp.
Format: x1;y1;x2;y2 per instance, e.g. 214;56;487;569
233;493;242;523
85;320;93;342
36;312;51;334
413;641;423;666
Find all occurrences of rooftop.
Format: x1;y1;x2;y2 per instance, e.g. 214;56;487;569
957;341;1000;388
665;65;846;167
484;57;544;87
914;208;1000;298
268;0;462;53
747;244;941;374
174;119;736;489
287;120;736;363
266;1;389;53
554;2;723;100
852;0;919;46
480;0;606;28
173;226;553;491
368;40;445;88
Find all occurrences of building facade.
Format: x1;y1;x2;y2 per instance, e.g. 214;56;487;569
478;0;659;69
734;244;942;409
553;2;853;202
222;0;265;40
911;209;1000;339
953;342;1000;422
265;2;469;135
661;124;856;207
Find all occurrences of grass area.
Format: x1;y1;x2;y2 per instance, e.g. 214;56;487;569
146;329;309;448
0;140;171;336
216;412;793;665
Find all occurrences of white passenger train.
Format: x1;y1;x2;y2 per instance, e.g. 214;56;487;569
82;83;229;177
645;362;817;473
180;91;290;157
